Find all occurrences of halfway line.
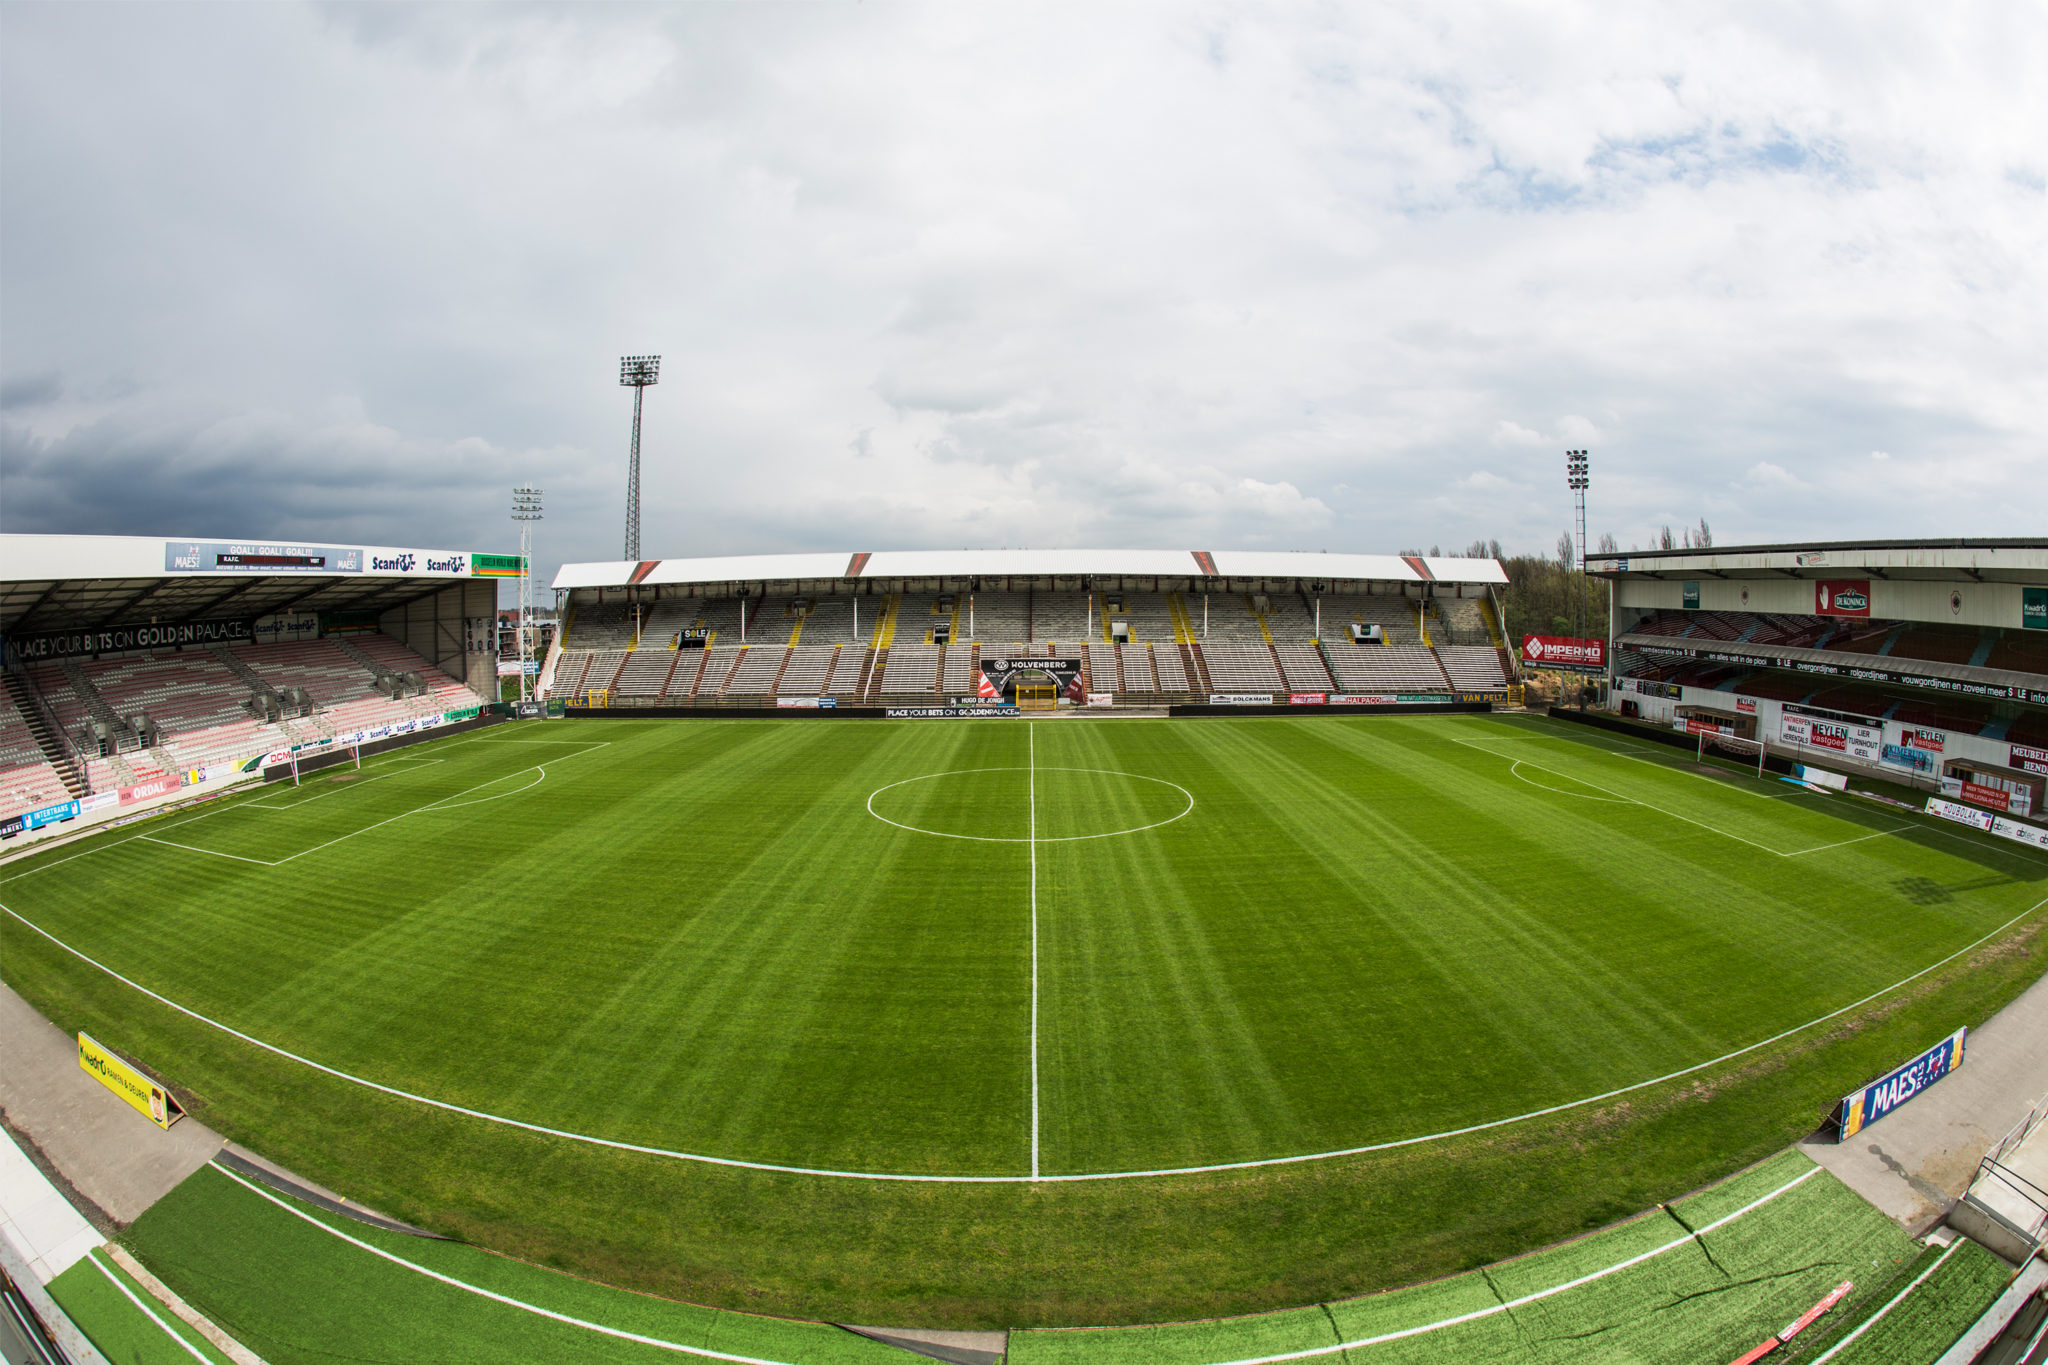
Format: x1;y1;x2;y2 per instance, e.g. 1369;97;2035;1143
1029;720;1040;1181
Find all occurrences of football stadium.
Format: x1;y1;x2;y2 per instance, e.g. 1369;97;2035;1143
3;532;2046;1364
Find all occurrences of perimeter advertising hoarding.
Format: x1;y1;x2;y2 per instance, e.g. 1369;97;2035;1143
887;706;1021;718
1836;1027;1965;1140
1779;714;1883;764
1210;694;1275;706
1288;693;1327;705
1939;777;2031;816
1925;798;2048;850
22;799;80;830
1521;635;1606;669
1813;580;1872;618
78;1032;186;1130
979;656;1085;704
1629;640;2048;707
2012;744;2048;776
9;617;255;663
166;541;363;574
1677;717;1734;737
1881;744;1934;774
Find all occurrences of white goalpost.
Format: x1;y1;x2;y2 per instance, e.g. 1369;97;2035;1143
1698;729;1766;777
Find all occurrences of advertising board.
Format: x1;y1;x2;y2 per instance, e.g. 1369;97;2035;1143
1628;640;2048;707
471;553;526;579
1678;716;1734;737
1939;778;2023;815
2011;744;2048;776
1288;693;1327;706
119;775;184;805
1813;580;1872;617
22;799;81;830
252;610;321;645
1836;1027;1965;1140
1209;694;1274;706
1991;815;2048;851
78;1033;186;1129
166;541;362;574
1521;635;1605;669
1332;694;1398;705
887;706;1020;718
2025;586;2047;631
980;657;1085;704
9;617;255;663
1900;728;1945;753
0;815;21;840
1779;714;1882;763
1881;743;1933;774
1924;797;1994;830
1682;581;1700;610
776;697;824;708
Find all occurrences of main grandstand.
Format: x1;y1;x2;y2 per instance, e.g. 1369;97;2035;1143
0;534;507;836
1591;538;2048;819
545;549;1518;707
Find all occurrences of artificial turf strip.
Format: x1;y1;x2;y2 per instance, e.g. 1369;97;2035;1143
1008;1151;1918;1364
1799;1237;2012;1364
4;714;2045;1323
46;1248;238;1364
117;1162;912;1365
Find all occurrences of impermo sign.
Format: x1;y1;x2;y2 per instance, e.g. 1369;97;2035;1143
1521;635;1605;669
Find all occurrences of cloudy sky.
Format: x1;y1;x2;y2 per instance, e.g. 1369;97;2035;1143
2;3;2042;584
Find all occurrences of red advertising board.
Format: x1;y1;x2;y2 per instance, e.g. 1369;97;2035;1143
1682;717;1734;736
1521;635;1605;669
1961;781;2015;813
119;776;183;805
1901;728;1945;753
2012;743;2048;775
1332;694;1396;705
1288;693;1327;706
1813;580;1872;617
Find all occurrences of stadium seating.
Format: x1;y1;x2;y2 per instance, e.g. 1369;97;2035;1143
1028;594;1093;645
1197;642;1285;692
724;646;788;696
963;592;1028;646
1098;592;1181;645
1437;645;1508;691
564;601;636;649
776;646;841;695
1317;595;1422;645
1271;643;1334;691
879;644;942;696
614;650;678;698
939;645;978;696
1322;643;1448;692
0;760;71;821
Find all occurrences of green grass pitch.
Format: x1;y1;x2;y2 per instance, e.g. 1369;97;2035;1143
3;712;2043;1324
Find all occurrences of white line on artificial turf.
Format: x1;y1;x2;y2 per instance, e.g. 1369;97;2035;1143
1808;1237;1964;1364
85;1250;217;1364
1210;1166;1825;1363
206;1163;805;1365
1029;721;1040;1181
4;888;2039;1184
203;1155;1824;1365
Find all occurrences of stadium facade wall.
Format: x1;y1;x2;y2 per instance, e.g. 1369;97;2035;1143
376;579;499;698
1615;576;2034;632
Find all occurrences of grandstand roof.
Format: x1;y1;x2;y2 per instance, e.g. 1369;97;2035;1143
0;533;521;638
1589;538;2048;583
553;548;1508;591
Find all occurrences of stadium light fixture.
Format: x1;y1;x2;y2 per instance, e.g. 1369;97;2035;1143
619;355;660;561
513;487;543;705
1564;450;1591;710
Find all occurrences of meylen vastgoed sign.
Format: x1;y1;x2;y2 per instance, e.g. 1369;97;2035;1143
1836;1027;1965;1140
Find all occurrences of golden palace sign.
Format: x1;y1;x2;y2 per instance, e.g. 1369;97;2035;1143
77;1033;185;1130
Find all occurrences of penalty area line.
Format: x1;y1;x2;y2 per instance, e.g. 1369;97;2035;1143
2;890;2038;1184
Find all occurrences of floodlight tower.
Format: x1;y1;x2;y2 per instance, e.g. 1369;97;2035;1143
512;487;543;704
619;355;660;561
1566;449;1590;707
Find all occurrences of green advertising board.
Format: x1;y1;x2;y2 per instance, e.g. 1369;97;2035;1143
2025;586;2047;631
471;553;527;579
1682;581;1701;610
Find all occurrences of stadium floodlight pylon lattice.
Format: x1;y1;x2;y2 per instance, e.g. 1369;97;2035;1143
618;355;660;561
513;487;543;704
1700;729;1767;777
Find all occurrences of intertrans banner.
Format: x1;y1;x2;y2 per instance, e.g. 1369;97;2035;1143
1836;1027;1965;1140
1521;635;1605;670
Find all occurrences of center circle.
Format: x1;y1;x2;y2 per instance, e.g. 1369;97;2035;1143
866;766;1196;843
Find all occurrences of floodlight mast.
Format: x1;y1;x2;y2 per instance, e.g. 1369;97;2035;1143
1566;450;1590;708
619;355;660;561
512;487;543;704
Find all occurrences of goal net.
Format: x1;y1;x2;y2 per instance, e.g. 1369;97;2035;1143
1699;730;1766;776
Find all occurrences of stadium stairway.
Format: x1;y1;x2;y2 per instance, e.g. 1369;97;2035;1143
2;673;89;798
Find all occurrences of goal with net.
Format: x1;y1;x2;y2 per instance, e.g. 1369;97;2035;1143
1699;729;1766;776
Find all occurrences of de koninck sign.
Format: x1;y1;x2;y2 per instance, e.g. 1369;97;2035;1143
7;617;255;663
1631;641;2048;708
